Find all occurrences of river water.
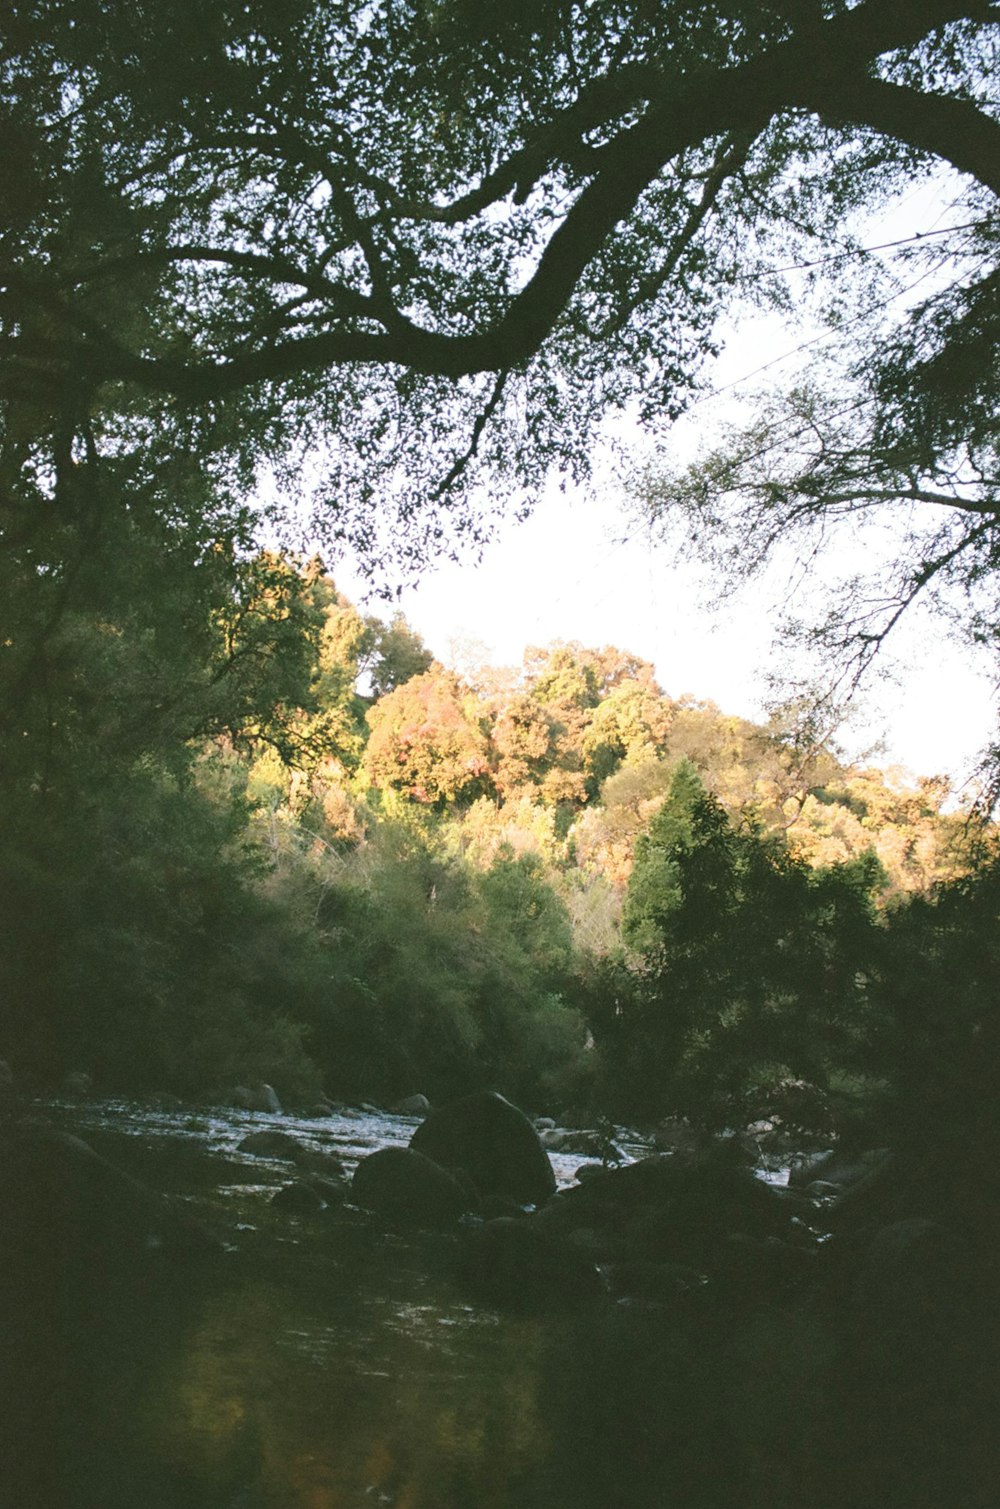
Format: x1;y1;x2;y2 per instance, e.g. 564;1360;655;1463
5;1098;832;1509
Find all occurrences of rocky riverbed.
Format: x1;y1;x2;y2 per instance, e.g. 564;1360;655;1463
2;1092;996;1509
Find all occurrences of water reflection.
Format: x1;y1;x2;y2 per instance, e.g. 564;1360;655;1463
5;1099;601;1509
4;1100;832;1509
141;1264;554;1509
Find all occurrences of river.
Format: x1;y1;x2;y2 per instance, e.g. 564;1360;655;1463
5;1097;689;1509
2;1096;917;1509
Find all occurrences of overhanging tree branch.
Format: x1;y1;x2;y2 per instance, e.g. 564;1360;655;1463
5;0;996;408
799;76;1000;197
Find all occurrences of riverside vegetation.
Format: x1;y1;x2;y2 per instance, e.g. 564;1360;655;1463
1;560;991;1140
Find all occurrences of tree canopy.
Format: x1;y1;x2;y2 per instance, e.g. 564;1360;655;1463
3;0;998;577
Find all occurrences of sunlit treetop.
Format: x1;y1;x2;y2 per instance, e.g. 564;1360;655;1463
1;0;998;575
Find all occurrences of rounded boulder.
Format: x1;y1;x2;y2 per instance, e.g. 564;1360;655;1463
351;1146;473;1228
409;1090;556;1208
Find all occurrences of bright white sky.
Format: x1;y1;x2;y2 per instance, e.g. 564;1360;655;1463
327;178;996;794
332;461;994;790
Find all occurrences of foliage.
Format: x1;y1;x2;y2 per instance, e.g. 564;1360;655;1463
364;664;492;807
581;673;673;792
636;261;1000;790
605;764;887;1126
622;759;709;953
3;0;996;578
871;847;1000;1165
0;757;323;1097
294;823;588;1108
0;467;983;1123
788;766;969;894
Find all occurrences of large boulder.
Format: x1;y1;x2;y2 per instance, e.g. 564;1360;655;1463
533;1153;791;1267
852;1217;978;1351
459;1215;604;1308
270;1180;327;1215
539;1127;625;1161
0;1128;220;1286
788;1146;891;1191
237;1130;345;1181
351;1146;473;1228
237;1130;304;1159
392;1093;431;1116
62;1070;93;1097
409;1090;556;1207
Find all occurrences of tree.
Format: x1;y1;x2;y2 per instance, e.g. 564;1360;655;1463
365;612;435;699
2;1;997;579
248;575;432;793
610;762;885;1125
873;849;1000;1173
622;759;708;952
363;664;491;807
788;764;969;893
581;674;673;789
636;353;1000;794
490;691;564;800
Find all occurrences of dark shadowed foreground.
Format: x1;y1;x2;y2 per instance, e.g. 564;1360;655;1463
1;1097;997;1509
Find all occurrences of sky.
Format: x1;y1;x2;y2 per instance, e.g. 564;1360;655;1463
332;466;994;790
326;178;996;794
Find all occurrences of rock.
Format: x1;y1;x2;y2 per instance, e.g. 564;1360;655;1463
716;1232;818;1292
533;1153;790;1268
306;1102;336;1118
307;1174;349;1209
534;1116;556;1131
259;1083;283;1114
804;1179;843;1200
271;1181;325;1214
236;1131;344;1181
788;1147;889;1190
822;1152;899;1230
237;1130;304;1159
351;1146;473;1228
540;1127;624;1161
853;1217;975;1339
836;1216;990;1507
62;1070;93;1097
575;1162;608;1183
292;1147;346;1179
230;1083;283;1114
410;1090;556;1207
392;1094;431;1116
531;1193;619;1261
653;1117;704;1154
0;1128;220;1283
607;1259;707;1302
479;1193;525;1220
743;1118;777;1139
459;1216;604;1308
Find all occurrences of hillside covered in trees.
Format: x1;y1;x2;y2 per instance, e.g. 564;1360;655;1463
3;553;992;1152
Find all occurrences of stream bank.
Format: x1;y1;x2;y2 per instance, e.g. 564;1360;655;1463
1;1094;995;1509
